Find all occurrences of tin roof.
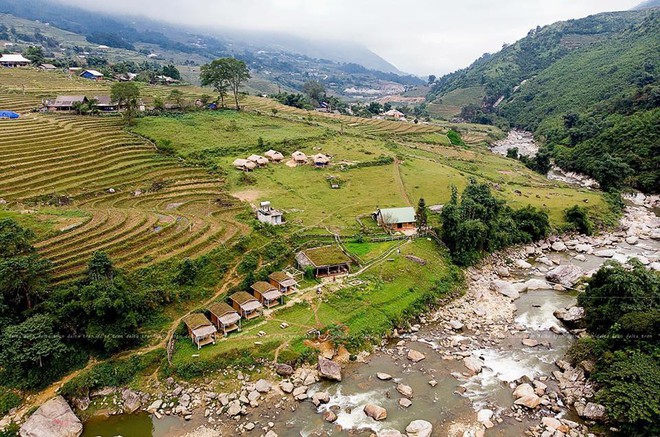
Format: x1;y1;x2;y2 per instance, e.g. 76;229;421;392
378;207;416;224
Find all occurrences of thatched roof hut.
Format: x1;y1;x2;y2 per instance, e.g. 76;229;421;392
182;313;217;349
233;158;257;171
264;150;284;162
229;291;263;319
292;151;308;163
208;302;241;335
247;154;269;166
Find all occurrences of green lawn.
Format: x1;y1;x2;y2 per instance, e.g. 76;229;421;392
0;207;91;240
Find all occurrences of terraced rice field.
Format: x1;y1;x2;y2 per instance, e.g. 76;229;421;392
1;106;246;281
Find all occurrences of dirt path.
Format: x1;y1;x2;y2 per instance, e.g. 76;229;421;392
393;158;412;206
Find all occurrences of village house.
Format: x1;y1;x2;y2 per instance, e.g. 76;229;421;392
296;245;353;277
292;151;308;164
383;109;405;120
247;154;269;166
256;201;284;225
232;158;257;171
39;63;57;71
0;54;31;67
264;150;284;162
375;206;417;232
229;291;263;320
182;313;217;350
251;281;283;308
93;96;117;111
79;69;104;80
47;95;88;111
208;302;241;336
269;271;298;295
311;153;330;168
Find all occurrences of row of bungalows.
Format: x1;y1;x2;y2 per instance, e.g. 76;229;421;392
291;151;331;167
46;95;117;111
179;269;300;349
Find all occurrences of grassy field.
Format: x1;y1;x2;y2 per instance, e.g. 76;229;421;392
428;85;486;119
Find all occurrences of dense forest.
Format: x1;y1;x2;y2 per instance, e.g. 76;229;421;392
428;9;660;193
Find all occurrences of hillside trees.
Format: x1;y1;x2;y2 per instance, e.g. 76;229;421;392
573;261;660;435
200;58;251;110
440;180;549;265
111;82;140;125
303;80;326;106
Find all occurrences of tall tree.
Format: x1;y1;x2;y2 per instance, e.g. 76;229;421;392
416;198;428;229
302;80;326;105
200;59;230;108
23;46;44;65
110;82;140;125
225;58;251;110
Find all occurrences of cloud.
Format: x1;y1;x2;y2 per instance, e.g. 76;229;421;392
55;0;641;75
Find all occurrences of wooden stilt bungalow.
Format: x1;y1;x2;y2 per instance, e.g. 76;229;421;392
182;313;217;350
229;291;263;319
296;245;353;277
208;302;241;336
269;271;298;295
251;281;283;308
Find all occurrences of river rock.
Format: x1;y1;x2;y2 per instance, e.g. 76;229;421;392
396;383;414;398
551;241;567;252
541;416;563;431
545;265;583;287
279;381;294;393
524;278;550;290
323;410;337;423
121;389;142;414
496;266;510;277
449;319;464;330
574;254;586;262
537;256;554;266
491;279;520;299
477;409;494;424
311;392;330;407
226;400;242;417
146;399;163;413
275;363;294;376
575;244;593;253
514;394;541;409
363;404;387;421
265;431;278;437
377;372;393;380
318;357;342;381
407;349;426;362
513;383;535;398
405;419;433;437
292;386;308;400
255;379;271;393
522;338;539;347
581;402;606;421
594;249;615;258
554;306;585;330
626;236;639;245
515;259;532;269
19;396;83;437
399;398;412;408
463;356;484;374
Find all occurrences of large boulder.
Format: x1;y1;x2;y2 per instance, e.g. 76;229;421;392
254;379;271;393
463;356;484;374
121;389;142;414
491;280;520;299
524;279;550;290
405;419;433;437
19;396;83;437
553;306;585;328
318;357;342;381
363;404;388;421
275;363;294;377
514;394;541;409
407;349;426;363
551;241;567;252
545;265;583;288
581;402;606;421
396;383;414;398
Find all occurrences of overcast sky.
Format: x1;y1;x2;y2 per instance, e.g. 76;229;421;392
57;0;641;75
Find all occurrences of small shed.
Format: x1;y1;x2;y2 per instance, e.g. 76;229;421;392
47;95;88;111
233;158;257;171
256;201;284;225
39;63;57;71
311;153;330;167
264;150;284;162
182;313;217;349
251;281;283;308
247;154;269;166
80;69;104;80
296;245;353;277
269;271;298;295
292;151;308;163
0;54;30;67
383;109;405;119
92;96;117;111
375;207;417;231
229;291;263;319
208;302;241;336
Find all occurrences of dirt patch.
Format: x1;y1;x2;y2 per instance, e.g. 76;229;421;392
285;159;298;168
232;189;261;204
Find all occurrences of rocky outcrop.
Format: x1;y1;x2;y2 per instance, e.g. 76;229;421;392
405;420;433;437
363;403;387;421
121;389;142;414
580;402;606;421
317;357;342;381
491;279;520;299
545;265;583;288
19;396;82;437
275;363;294;377
553;306;585;328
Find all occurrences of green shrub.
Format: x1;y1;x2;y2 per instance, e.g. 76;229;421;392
564;205;594;235
0;389;21;416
